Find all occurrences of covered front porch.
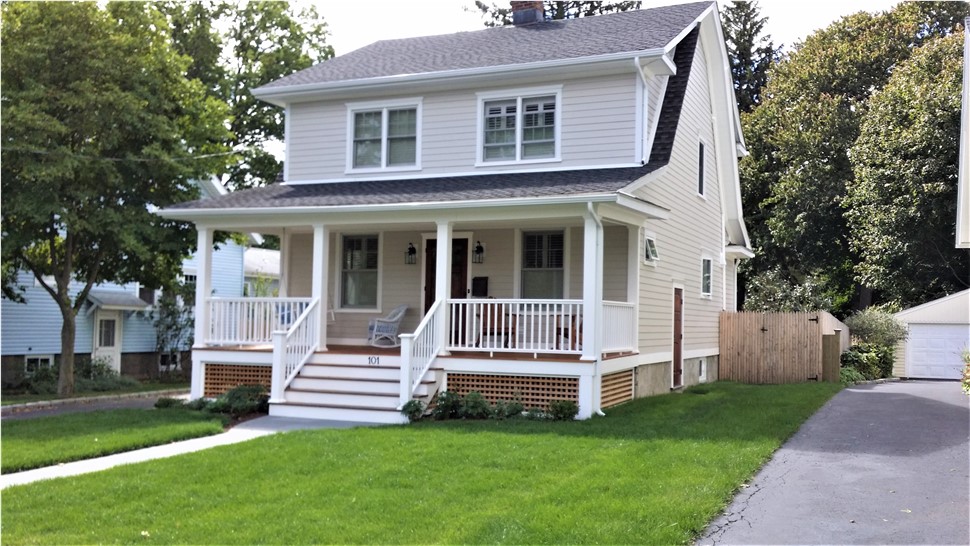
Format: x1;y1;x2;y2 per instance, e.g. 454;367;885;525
184;197;666;420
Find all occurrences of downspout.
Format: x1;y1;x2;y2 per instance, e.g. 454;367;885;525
587;202;606;417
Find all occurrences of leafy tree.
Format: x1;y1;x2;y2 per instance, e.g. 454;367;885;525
742;268;833;312
720;0;779;113
160;1;334;190
739;2;968;313
472;1;641;27
1;2;230;395
845;32;970;306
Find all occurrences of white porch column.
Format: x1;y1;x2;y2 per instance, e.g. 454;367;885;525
191;227;213;400
312;224;329;352
628;225;641;350
581;210;603;362
435;221;453;354
278;228;289;297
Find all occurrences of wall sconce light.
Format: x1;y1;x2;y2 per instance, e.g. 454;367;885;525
472;240;485;264
405;242;417;265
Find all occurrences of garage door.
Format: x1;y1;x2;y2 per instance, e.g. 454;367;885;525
906;324;969;379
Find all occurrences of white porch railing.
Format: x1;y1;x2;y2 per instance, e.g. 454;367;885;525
207;297;313;345
602;300;636;353
448;299;585;355
399;298;444;407
270;298;320;402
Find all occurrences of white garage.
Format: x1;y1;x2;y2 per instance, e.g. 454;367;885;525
893;290;970;380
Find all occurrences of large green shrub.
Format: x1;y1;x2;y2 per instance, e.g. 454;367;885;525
431;391;462;420
845;308;907;347
459;391;491;419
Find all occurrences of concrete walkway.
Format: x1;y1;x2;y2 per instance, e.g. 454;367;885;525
1;416;373;490
699;381;970;545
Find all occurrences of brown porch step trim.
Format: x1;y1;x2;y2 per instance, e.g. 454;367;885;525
276;401;426;413
287;388;400;398
296;375;436;385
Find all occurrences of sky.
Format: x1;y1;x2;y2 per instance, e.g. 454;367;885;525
318;0;902;57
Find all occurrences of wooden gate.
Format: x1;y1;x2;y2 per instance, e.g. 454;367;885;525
720;312;835;384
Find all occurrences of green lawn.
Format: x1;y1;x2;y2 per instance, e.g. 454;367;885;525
1;382;190;406
1;409;226;473
0;382;841;544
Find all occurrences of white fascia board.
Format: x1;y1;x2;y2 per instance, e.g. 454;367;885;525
284;161;642;185
615;192;670;220
725;244;755;260
252;48;666;106
158;193;620;223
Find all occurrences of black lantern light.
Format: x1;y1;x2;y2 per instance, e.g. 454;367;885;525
405;242;417;265
472;240;485;264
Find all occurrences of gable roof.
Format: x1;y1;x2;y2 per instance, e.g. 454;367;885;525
895;289;970;324
167;27;699;216
256;2;711;92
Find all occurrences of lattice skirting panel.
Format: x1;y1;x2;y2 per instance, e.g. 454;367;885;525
446;373;578;411
204;363;272;397
601;369;634;408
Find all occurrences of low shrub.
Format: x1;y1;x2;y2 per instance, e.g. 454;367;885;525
841;344;893;380
839;367;867;386
525;407;548;420
218;384;269;417
459;391;491;419
431;391;462;420
489;400;525;420
401;400;425;421
184;398;209;411
154;397;185;409
961;349;970;396
548;400;579;421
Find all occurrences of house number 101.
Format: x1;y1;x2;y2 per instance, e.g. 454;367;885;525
368;356;380;366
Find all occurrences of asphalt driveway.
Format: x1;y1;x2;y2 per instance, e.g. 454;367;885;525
699;380;970;545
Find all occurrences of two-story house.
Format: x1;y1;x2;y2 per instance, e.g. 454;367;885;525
161;1;752;423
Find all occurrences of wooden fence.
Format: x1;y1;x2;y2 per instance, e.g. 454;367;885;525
719;312;848;384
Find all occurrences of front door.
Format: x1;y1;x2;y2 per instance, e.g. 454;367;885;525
424;238;469;312
93;309;122;372
672;288;683;388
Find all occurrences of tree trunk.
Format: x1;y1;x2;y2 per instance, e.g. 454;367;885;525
57;301;77;396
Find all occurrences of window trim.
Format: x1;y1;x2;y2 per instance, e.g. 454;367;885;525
697;140;706;198
345;98;423;174
25;354;54;376
700;256;713;298
519;230;566;299
336;233;382;312
642;229;660;265
476;86;563;167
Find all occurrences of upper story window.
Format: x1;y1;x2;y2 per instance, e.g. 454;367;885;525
346;99;421;172
521;231;564;299
478;86;561;166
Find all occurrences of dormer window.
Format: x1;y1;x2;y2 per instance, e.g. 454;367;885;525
346;98;422;172
477;86;561;166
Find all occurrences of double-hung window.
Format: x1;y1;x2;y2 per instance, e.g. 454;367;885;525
347;99;421;171
479;87;561;164
341;235;380;309
521;231;564;299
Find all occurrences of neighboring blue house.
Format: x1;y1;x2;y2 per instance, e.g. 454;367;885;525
0;178;245;381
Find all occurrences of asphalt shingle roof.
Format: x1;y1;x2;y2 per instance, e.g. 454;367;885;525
259;2;711;89
171;24;700;212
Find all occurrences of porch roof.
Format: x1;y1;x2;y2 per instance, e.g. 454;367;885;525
85;290;151;313
165;164;664;213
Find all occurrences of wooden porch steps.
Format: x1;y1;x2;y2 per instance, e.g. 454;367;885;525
269;362;440;425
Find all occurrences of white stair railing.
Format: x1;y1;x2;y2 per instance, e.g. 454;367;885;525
398;299;444;407
270;298;320;403
602;300;636;353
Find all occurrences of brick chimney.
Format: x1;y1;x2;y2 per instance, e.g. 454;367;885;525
511;1;544;25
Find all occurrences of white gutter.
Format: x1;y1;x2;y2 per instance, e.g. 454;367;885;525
253;48;667;105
